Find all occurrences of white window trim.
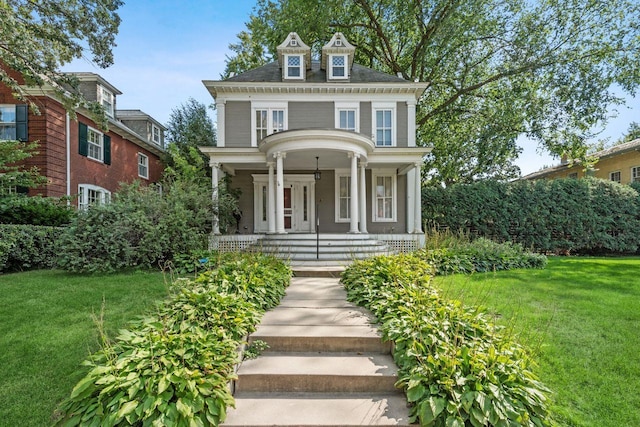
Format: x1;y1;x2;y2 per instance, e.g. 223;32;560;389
138;152;149;179
371;169;397;222
632;166;640;183
334;169;351;223
87;126;104;162
334;102;359;133
329;54;348;80
97;85;114;118
151;123;161;145
251;102;288;147
609;170;621;183
372;102;397;147
284;54;304;80
78;184;111;210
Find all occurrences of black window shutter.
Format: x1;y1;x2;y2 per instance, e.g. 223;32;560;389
103;135;111;165
15;105;28;141
79;122;88;156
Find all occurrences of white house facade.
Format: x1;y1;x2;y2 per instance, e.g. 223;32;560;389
200;32;431;260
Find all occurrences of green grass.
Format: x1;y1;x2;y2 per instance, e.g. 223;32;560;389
432;257;640;427
0;269;169;427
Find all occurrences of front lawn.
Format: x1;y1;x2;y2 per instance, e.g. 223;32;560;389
0;270;169;426
433;257;640;427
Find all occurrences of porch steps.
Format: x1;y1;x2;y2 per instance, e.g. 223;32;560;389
253;233;394;261
222;276;412;426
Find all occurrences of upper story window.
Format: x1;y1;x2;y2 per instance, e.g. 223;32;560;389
335;102;359;132
78;184;111;210
138;153;149;179
0;105;28;141
79;122;111;165
252;103;288;146
372;103;396;146
610;171;621;183
151;123;161;145
330;55;348;79
87;127;104;161
632;166;640;183
285;54;303;79
98;85;114;117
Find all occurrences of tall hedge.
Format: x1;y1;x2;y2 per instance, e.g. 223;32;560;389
0;224;63;272
422;178;640;254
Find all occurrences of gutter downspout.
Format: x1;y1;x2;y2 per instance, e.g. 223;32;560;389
66;112;71;202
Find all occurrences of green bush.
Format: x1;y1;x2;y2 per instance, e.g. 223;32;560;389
423;178;640;254
0;195;75;226
56;253;290;426
342;255;550;427
0;224;63;272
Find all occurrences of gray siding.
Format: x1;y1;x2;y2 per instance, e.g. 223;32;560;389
396;102;408;148
120;119;148;140
360;102;371;139
289;102;333;129
228;170;256;233
78;81;98;102
225;101;252;147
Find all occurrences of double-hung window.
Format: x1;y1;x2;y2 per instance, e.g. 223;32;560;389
0;105;28;141
151;124;161;145
138;153;149;179
335;102;359;132
252;103;287;146
78;184;111;210
372;170;396;222
610;171;621;183
330;54;347;79
97;85;114;117
87;127;104;161
632;166;640;183
285;55;303;79
334;170;351;222
372;103;396;146
79;123;111;165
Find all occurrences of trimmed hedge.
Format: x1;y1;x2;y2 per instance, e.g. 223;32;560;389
55;253;290;426
342;254;550;427
0;224;63;273
423;178;640;254
0;195;75;226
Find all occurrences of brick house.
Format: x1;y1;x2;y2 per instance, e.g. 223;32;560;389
0;68;165;207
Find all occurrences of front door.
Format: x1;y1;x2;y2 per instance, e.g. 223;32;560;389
253;174;316;233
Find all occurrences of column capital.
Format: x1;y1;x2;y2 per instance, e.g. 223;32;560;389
348;152;360;159
216;99;227;106
274;152;287;160
211;161;221;168
267;161;275;168
406;99;417;107
359;161;368;168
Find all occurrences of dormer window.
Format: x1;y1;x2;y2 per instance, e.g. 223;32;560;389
291;39;298;46
152;123;161;145
330;55;347;79
285;55;303;79
98;85;114;117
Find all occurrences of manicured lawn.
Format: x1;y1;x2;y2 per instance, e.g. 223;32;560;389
0;270;169;426
432;257;640;427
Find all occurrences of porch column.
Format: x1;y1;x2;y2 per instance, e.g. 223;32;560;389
275;152;286;234
267;161;276;234
211;162;220;235
414;162;423;233
349;152;359;233
359;161;368;233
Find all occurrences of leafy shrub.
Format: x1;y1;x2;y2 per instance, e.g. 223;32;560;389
342;255;550;427
0;195;75;226
0;224;63;272
423;178;640;254
56;253;290;426
420;236;547;275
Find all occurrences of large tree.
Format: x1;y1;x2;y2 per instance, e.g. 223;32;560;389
0;0;122;126
223;0;640;185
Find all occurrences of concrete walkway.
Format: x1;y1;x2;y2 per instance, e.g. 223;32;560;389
222;275;413;426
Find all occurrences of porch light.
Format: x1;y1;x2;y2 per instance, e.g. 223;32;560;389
314;156;321;181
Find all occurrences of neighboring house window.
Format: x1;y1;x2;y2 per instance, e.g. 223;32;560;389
97;85;114;117
610;171;621;183
79;123;111;165
372;103;396;146
632;166;640;183
330;54;348;79
334;170;351;222
78;184;111;210
335;102;359;132
138;153;149;179
285;54;303;79
568;172;578;179
0;104;28;141
372;171;396;222
151;124;161;145
252;103;288;146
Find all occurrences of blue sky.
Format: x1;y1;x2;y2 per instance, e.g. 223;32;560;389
62;0;639;175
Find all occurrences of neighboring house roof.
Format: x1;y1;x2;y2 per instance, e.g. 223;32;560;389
117;109;167;130
70;72;123;95
522;138;640;180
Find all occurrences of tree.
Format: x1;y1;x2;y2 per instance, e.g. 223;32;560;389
0;0;122;127
0;140;46;193
223;0;640;186
619;122;640;144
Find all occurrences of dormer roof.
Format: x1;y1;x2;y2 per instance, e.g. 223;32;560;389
321;32;356;72
276;32;312;70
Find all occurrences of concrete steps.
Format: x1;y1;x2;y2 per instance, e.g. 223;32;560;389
222;275;412;427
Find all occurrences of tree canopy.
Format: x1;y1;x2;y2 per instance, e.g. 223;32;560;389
0;0;122;124
223;0;640;186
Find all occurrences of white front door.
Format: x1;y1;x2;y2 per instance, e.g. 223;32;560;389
253;174;315;233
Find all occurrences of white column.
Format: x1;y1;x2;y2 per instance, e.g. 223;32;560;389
216;99;226;147
414;162;423;233
211;162;220;234
359;161;368;233
407;99;416;147
275;152;286;234
349;152;359;233
267;161;276;234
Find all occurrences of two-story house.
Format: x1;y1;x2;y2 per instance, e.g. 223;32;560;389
0;67;165;207
200;32;431;259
